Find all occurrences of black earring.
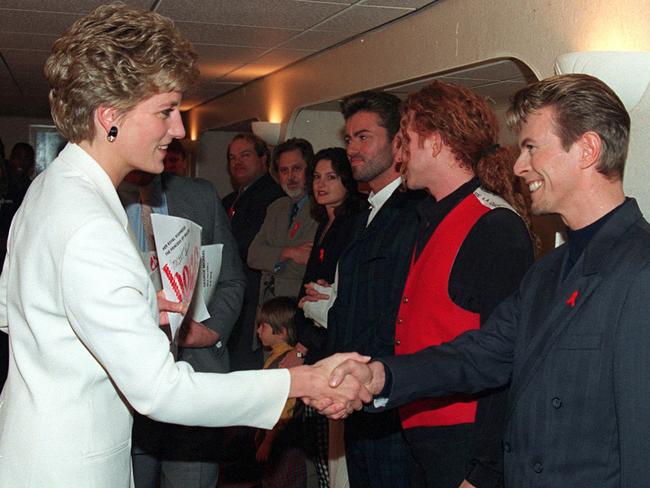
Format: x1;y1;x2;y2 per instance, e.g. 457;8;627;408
107;126;118;143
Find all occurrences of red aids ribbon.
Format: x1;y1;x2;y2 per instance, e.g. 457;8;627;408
566;290;579;308
319;248;325;263
290;221;300;238
149;254;159;272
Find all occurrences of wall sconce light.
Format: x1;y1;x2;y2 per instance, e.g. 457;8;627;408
555;51;650;111
251;121;282;146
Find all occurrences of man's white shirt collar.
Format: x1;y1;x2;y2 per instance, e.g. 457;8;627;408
367;177;402;225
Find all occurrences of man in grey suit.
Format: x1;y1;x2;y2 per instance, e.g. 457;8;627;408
330;74;650;487
248;138;319;306
119;164;245;488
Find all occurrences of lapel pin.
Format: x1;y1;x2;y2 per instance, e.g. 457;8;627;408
566;290;579;308
290;221;300;238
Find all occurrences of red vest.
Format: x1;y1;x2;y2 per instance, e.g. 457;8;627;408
396;190;502;429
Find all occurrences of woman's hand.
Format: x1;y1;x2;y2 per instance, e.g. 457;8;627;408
156;290;187;326
299;280;331;308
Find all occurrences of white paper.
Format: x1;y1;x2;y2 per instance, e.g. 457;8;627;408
188;244;223;323
151;214;202;341
142;250;162;291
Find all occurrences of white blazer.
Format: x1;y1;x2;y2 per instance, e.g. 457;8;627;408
0;144;290;488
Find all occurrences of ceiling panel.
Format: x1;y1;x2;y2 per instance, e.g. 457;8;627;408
192;84;242;98
157;0;348;30
175;21;300;49
2;49;49;71
0;32;58;51
317;4;412;32
0;10;80;36
196;62;244;79
295;0;352;4
280;29;352;50
222;64;281;83
0;0;441;119
0;62;17;87
0;95;50;117
0;1;151;13
255;48;315;65
182;82;242;107
11;77;50;92
194;44;268;65
360;0;431;7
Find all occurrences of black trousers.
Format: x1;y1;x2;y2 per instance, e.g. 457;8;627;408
344;409;411;488
402;423;474;488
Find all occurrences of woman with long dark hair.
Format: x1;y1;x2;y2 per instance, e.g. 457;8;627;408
293;147;366;364
305;148;367;288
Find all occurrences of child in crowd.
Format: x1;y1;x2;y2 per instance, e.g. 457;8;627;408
255;297;307;487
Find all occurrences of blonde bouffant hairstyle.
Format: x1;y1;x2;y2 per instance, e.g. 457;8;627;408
44;2;199;143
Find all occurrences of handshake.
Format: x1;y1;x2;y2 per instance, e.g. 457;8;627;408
288;353;388;419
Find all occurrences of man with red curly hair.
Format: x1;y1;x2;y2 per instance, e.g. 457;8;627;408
392;81;534;488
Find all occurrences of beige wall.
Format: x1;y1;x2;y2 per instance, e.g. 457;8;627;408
189;0;650;134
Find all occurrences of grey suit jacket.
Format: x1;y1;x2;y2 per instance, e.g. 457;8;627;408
248;196;318;304
379;198;650;487
163;174;246;373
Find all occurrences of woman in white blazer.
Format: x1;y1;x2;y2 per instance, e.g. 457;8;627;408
0;5;367;487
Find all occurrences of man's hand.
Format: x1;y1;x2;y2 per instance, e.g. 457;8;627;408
289;353;372;419
458;480;477;488
314;359;386;419
330;359;387;398
281;243;313;265
176;319;220;348
298;280;331;308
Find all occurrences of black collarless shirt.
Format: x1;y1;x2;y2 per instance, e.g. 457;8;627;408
415;178;534;324
564;199;626;278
